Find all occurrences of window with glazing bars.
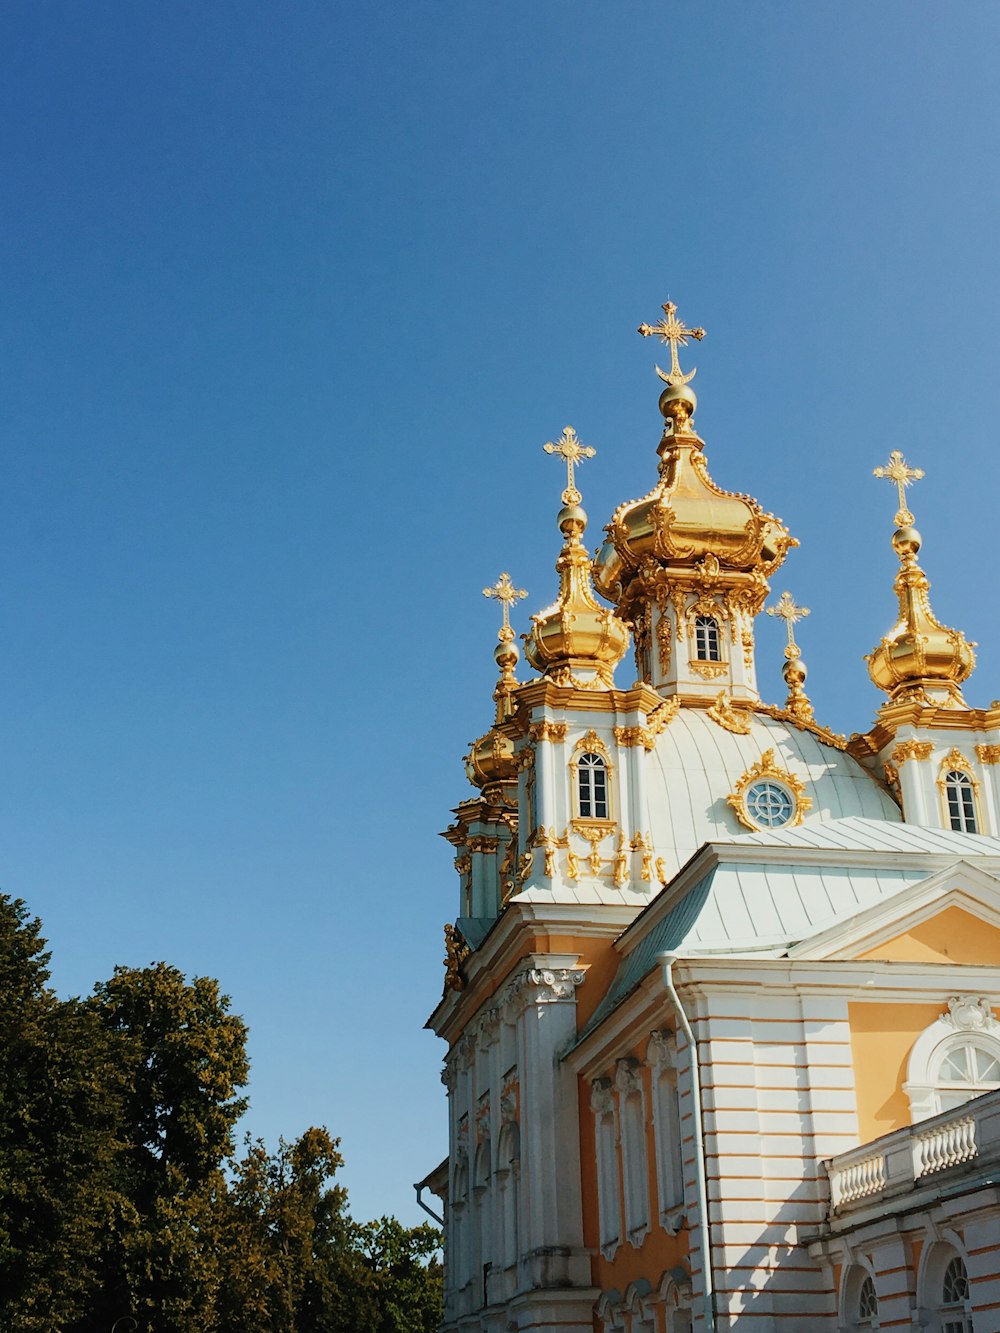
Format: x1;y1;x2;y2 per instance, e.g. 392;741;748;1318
944;770;978;832
577;752;608;819
694;616;721;662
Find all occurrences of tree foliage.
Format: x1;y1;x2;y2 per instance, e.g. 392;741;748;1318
0;894;442;1332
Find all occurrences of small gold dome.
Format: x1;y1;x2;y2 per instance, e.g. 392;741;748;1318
525;448;628;688
866;527;975;704
465;727;517;793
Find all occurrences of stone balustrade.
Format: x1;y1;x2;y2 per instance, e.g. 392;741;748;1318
826;1088;1000;1217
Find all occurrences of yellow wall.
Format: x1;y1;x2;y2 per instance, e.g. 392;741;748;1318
848;1001;943;1139
859;905;1000;964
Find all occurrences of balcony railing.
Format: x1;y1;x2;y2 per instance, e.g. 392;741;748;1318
826;1087;1000;1215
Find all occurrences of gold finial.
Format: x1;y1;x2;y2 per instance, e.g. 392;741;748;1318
874;450;925;527
543;426;596;505
638;299;706;385
484;572;528;644
767;590;810;661
767;591;813;722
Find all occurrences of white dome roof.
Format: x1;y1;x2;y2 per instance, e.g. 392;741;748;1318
648;707;901;878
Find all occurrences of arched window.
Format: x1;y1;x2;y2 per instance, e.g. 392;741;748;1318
905;997;1000;1122
694;615;721;662
577;752;609;820
934;1038;1000;1112
944;770;979;833
940;1255;973;1333
857;1274;878;1329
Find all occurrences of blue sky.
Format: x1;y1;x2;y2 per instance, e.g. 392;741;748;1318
2;2;1000;1224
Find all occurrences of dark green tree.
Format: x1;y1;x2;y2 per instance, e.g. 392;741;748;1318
0;895;120;1330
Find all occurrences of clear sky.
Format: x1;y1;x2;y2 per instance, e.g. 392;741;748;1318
2;2;1000;1225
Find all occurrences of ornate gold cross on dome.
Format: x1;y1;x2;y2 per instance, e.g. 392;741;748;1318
543;426;596;504
637;299;706;385
767;590;810;659
874;450;924;526
483;572;528;642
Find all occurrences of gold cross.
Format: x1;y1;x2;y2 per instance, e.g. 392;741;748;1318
483;572;527;640
543;425;596;504
874;450;924;526
637;299;706;385
767;590;810;656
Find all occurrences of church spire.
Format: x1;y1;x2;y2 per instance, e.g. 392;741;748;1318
866;452;975;706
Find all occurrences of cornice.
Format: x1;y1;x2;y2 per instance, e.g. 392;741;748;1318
849;702;1000;759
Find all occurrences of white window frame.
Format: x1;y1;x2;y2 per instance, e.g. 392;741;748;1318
647;1030;685;1231
904;995;1000;1121
693;614;722;662
615;1058;650;1248
591;1077;621;1260
918;1239;975;1333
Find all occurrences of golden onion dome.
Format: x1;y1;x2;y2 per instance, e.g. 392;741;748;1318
866;452;975;706
593;374;796;615
465;574;526;797
866;523;975;704
524;428;628;689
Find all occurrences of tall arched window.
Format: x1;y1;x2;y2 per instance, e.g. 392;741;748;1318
857;1273;878;1329
940;1255;973;1333
577;752;609;820
694;615;721;662
944;770;979;833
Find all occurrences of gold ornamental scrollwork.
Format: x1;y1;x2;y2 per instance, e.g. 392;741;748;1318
444;923;470;992
468;835;500;855
891;740;934;765
976;744;1000;765
727;749;812;833
529;719;568;743
707;690;753;735
572;728;613;764
613;831;629;888
937;748;979;789
690;661;729;680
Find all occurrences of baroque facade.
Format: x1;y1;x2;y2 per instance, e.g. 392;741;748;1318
421;301;1000;1333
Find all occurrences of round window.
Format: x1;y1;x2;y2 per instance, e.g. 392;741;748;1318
745;780;795;828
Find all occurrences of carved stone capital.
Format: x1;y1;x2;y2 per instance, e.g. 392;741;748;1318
646;1028;676;1069
500;964;586;1019
614;1056;643;1095
590;1075;614;1116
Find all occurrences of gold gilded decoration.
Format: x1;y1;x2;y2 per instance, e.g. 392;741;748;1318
976;744;1000;765
454;854;472;876
614;699;679;750
526;430;629;688
656;606;672;674
707;690;753;735
727;749;812;832
528;825;558;878
867;454;975;705
891;739;934;765
483;571;529;637
631;832;654;882
444;923;470;992
528;719;568;743
565;849;580;881
874;450;925;527
882;761;900;790
572;729;612;762
468;834;499;854
517;851;534;883
690;661;729;680
613;831;629;888
937;748;979;789
570;820;614;875
767;591;814;723
514;746;535;772
543;425;596;505
655;856;667;884
637;298;706;387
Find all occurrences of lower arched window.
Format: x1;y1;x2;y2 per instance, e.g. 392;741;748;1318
857;1274;878;1329
694;615;721;662
940;1255;973;1333
944;770;979;833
